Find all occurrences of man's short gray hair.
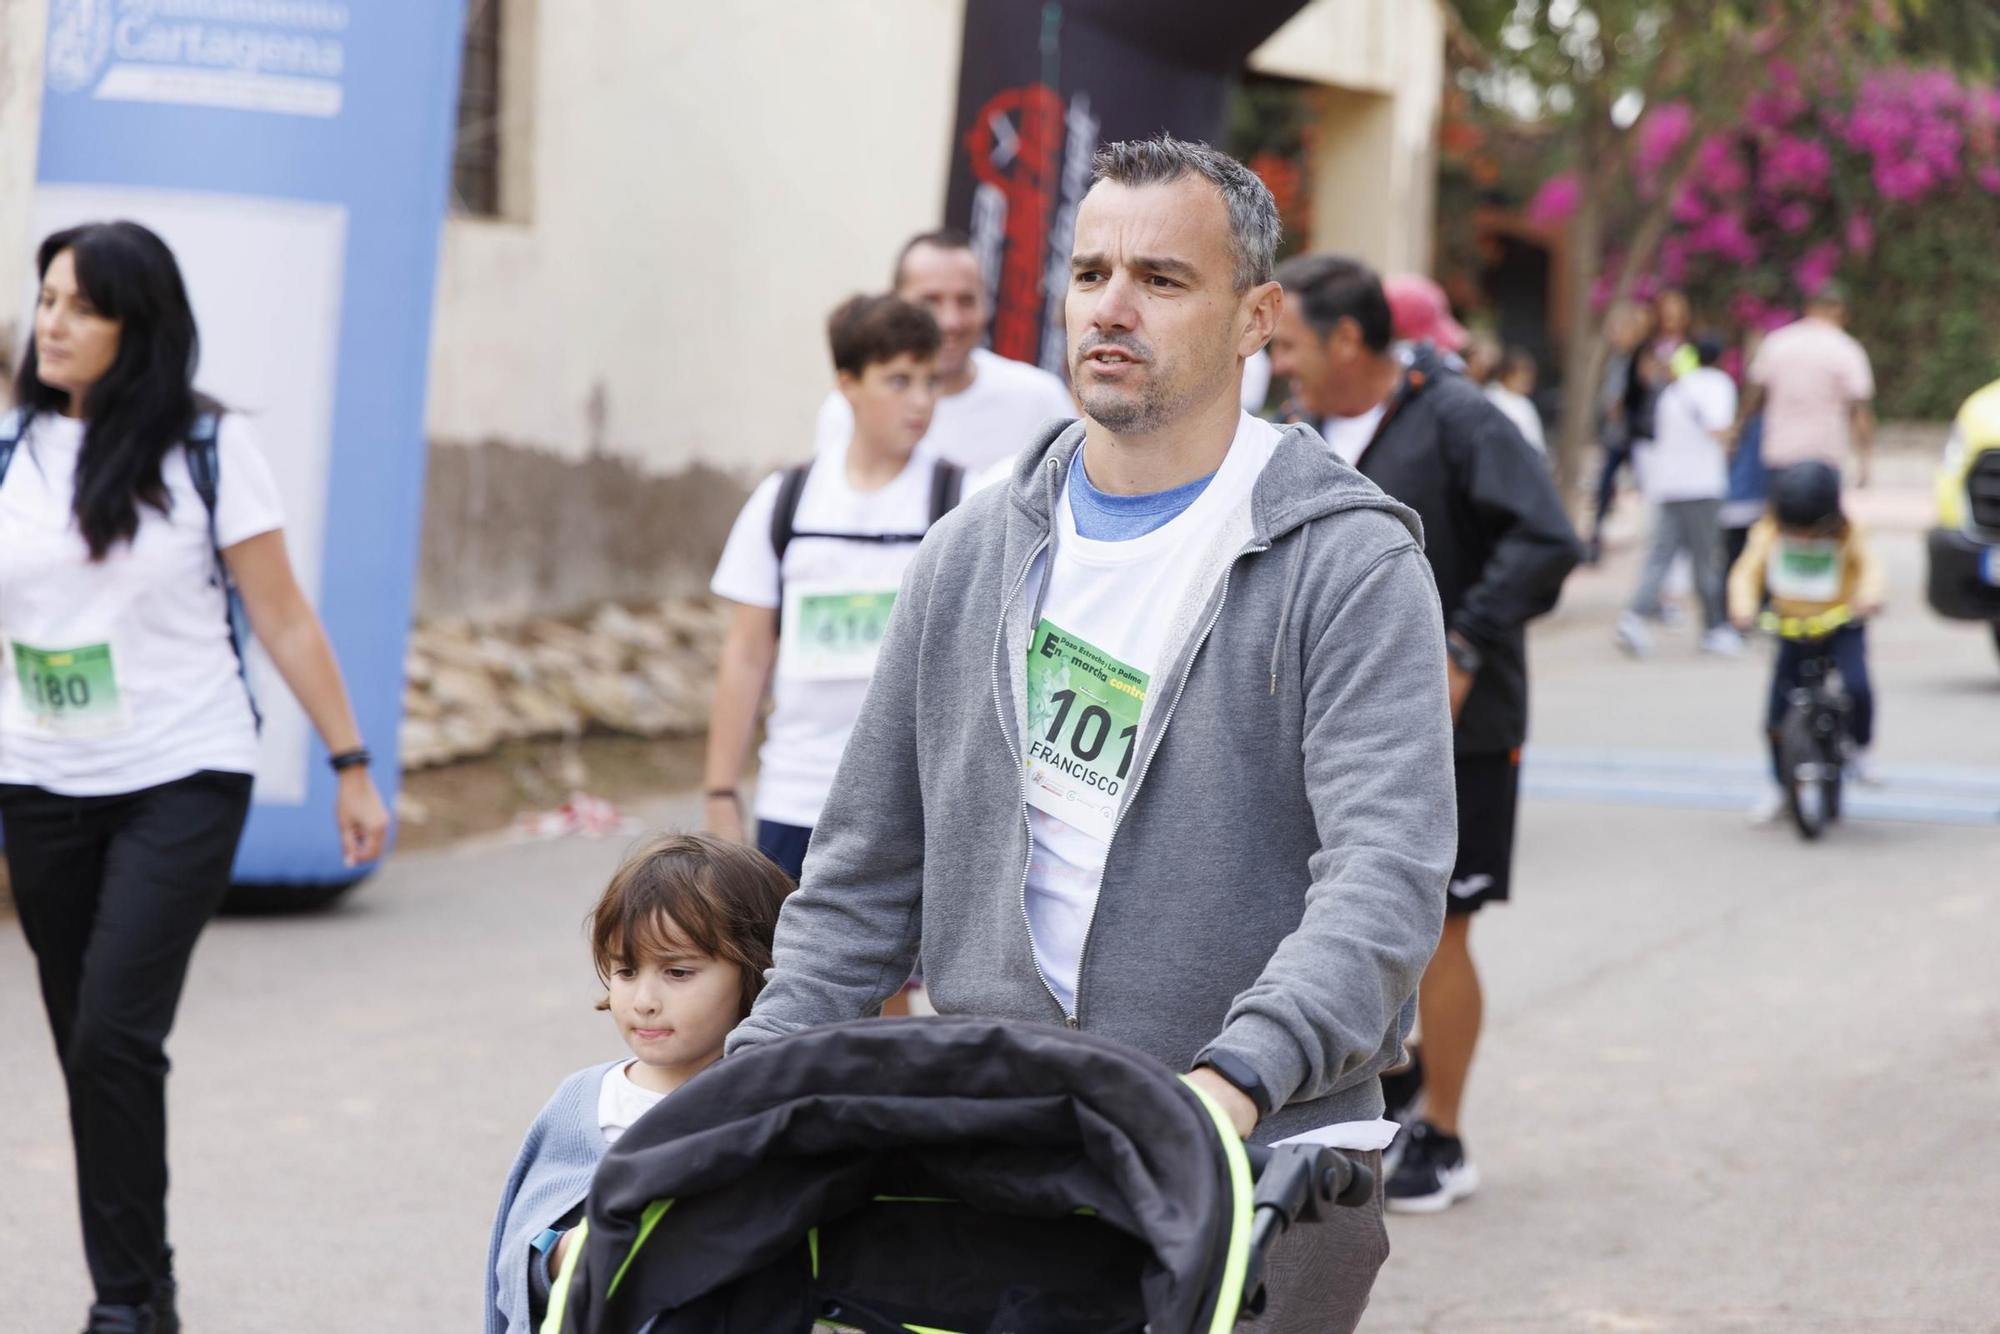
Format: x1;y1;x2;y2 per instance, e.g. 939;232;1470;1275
1091;135;1281;292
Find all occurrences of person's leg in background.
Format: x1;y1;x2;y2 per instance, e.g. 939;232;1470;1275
1617;499;1681;654
1388;751;1516;1213
71;771;250;1326
1684;498;1738;652
754;820;812;884
1586;433;1634;563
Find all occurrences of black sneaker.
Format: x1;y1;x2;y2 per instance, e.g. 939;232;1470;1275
1385;1120;1479;1214
151;1275;180;1334
82;1304;156;1334
1379;1049;1425;1175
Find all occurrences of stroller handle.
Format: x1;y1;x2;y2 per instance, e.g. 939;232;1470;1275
1238;1144;1375;1318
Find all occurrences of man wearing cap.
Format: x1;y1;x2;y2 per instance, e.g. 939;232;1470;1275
1269;254;1580;1213
1383;272;1470;371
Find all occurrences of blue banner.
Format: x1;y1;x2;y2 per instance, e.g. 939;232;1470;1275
31;0;466;883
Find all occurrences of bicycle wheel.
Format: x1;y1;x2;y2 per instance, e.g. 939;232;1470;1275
1780;708;1827;840
1822;736;1844;825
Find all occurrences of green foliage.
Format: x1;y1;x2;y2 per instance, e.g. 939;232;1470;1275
1849;203;2000;418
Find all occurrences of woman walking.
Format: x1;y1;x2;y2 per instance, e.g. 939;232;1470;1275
0;221;389;1333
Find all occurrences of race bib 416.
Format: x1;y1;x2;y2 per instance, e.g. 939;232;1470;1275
1024;619;1149;845
779;585;900;681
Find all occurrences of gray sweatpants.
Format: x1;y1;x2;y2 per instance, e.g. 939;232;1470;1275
1630;497;1726;631
1240;1149;1390;1334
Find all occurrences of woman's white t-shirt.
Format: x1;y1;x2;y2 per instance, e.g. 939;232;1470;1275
709;442;939;827
0;413;283;796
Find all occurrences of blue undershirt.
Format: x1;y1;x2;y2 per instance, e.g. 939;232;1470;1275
1066;446;1215;541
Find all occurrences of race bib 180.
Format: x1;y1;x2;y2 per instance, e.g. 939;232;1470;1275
10;640;130;738
1024;619;1150;844
779;585;900;681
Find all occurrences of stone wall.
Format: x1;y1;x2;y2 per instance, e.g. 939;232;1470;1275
416;438;751;622
401;596;730;769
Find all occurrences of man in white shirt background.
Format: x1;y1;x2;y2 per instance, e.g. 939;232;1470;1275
814;229;1075;473
1738;283;1876;486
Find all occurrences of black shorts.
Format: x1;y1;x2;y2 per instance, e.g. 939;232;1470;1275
1447;749;1520;916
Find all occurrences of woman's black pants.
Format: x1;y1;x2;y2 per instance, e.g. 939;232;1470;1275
1;770;252;1306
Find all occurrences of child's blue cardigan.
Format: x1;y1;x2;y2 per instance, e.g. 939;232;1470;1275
486;1061;619;1334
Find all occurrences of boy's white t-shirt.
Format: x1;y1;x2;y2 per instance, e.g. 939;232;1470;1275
1640;366;1736;503
710;441;938;827
814;347;1075;473
1022;413;1280;1015
0;413;283;795
597;1062;668;1145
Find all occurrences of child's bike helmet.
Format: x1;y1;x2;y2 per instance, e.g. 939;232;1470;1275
1772;461;1843;529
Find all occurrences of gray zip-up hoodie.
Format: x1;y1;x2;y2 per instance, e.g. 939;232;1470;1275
729;418;1456;1141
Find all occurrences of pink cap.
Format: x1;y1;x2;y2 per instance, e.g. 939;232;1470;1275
1383;273;1468;353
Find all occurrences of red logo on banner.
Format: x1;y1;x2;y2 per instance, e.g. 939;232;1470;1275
965;83;1065;364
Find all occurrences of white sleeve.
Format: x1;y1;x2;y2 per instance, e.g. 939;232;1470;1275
709;473;786;609
812;390;853;457
1702;377;1739;433
213;415;286;548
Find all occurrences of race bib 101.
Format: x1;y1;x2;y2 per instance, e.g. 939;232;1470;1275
779;584;900;682
10;640;130;738
1024;619;1150;845
1768;537;1842;603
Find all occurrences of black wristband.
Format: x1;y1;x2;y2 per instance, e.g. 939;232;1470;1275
329;748;371;773
1198;1050;1274;1116
705;788;740;802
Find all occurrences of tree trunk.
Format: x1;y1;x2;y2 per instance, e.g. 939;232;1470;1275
1554;175;1608;512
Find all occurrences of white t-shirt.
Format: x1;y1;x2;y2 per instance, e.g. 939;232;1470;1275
814;347;1074;473
710;441;940;827
0;413;283;796
1484;384;1546;455
1640;366;1735;503
1319;403;1388;469
1022;413;1280;1014
597;1061;668;1146
1240;348;1273;414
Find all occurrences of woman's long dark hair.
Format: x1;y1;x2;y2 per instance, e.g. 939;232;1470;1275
13;221;215;561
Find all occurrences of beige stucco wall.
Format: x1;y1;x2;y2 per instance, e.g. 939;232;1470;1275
1251;0;1444;275
423;0;969;475
0;0;48;382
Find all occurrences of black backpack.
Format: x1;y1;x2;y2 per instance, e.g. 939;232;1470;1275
766;458;964;631
0;408;260;727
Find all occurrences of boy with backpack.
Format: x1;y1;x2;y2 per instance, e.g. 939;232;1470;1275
703;294;960;882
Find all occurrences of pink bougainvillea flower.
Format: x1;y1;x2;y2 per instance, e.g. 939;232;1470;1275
1793;240;1842;296
1762;135;1831;195
1775;200;1813;233
1526;171;1580;227
1844;213;1874;255
1636;102;1695;182
1977;164;2000;194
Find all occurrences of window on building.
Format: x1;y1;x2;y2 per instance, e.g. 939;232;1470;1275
452;0;504;217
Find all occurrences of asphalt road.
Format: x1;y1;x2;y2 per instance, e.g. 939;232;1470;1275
4;455;1995;1332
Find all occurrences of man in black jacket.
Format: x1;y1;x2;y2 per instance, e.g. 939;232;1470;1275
1270;254;1580;1212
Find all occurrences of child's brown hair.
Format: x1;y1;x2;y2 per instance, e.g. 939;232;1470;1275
589;833;794;1019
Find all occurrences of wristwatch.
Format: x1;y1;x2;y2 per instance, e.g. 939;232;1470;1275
1198;1050;1273;1117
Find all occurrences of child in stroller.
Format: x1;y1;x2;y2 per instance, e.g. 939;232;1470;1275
543;1015;1374;1334
485;834;793;1333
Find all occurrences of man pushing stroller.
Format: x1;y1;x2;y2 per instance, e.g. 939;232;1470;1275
728;136;1457;1332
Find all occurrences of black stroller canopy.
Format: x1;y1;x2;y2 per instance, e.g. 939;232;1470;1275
552;1016;1253;1334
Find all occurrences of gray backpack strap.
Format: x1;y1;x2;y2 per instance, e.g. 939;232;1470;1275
0;409;23;486
183;413;261;730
